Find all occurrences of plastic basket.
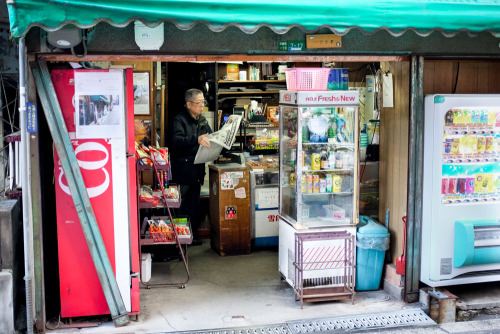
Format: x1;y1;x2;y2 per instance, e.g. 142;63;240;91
284;68;330;91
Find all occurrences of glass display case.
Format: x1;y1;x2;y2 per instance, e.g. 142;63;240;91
279;90;360;227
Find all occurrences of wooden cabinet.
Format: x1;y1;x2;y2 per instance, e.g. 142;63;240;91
208;164;251;256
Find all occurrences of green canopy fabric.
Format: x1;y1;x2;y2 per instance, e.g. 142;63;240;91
7;0;500;38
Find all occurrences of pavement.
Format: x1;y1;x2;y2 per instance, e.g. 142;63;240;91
46;242;500;334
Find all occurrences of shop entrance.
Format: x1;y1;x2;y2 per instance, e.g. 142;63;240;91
130;58;411;331
38;55;412;332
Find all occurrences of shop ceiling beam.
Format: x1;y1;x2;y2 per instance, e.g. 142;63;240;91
30;60;130;327
406;55;424;303
37;53;409;63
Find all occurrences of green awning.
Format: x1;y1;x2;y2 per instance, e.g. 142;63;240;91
7;0;500;38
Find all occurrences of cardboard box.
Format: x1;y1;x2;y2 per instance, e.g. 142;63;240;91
226;64;239;80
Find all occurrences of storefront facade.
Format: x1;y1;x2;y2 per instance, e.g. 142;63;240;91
7;1;500;332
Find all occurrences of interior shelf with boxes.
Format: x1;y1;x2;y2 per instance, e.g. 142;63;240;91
136;156;191;288
216;62;285;152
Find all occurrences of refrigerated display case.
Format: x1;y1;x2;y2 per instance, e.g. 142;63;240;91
278;90;360;299
51;69;139;317
421;94;500;287
246;155;280;247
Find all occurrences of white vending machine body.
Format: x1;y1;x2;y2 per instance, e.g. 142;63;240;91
421;94;500;287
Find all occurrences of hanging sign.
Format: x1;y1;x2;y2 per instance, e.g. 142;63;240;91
306;34;342;49
27;102;38;133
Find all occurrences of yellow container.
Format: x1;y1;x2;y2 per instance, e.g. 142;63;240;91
311;153;321;170
313;175;320;193
333;176;342;192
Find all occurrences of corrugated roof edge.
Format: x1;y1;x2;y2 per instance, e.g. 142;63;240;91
13;18;500;39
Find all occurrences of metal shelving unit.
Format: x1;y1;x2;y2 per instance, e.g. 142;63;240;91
294;230;355;308
136;157;190;288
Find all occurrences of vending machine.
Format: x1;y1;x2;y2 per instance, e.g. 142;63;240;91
421;94;500;287
278;90;359;291
51;69;140;317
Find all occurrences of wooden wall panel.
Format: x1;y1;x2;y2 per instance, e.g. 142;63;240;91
424;61;500;95
379;61;410;265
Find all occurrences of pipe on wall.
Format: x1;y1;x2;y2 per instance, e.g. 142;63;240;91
19;36;35;334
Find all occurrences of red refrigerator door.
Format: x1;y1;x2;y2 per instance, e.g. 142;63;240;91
51;69;139;317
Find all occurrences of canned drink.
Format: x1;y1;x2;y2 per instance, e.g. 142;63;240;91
306;175;313;193
477;136;486;153
458;178;467;194
335;152;343;169
448;177;458;194
290;173;296;188
326;174;333;193
311;153;321;170
441;178;449;194
333;176;342;192
319;178;326;193
465;177;475;194
444;139;453;154
485;136;494;153
301;176;306;193
328;151;336;169
313;175;320;193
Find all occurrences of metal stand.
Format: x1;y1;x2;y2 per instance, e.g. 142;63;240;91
294;230;355;308
136;157;191;288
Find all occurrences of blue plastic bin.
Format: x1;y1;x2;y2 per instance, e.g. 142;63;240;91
355;216;390;291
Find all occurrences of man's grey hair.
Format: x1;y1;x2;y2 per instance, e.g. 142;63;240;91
185;88;203;104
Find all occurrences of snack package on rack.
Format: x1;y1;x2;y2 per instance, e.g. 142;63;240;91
173;217;191;236
150;146;169;165
148;219;174;242
139;185;160;206
163;186;179;200
135;142;153;165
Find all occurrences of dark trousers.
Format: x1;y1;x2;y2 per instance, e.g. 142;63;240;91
178;183;201;240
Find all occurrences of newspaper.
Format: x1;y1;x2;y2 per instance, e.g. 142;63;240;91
194;114;242;164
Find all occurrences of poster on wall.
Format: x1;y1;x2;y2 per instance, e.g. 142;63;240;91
75;70;125;139
133;72;150;115
134;119;152;146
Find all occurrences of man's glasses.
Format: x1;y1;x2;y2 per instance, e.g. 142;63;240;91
190;100;208;107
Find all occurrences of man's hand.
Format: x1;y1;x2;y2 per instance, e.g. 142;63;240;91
198;133;210;148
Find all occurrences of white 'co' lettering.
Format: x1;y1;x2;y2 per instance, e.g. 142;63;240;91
58;142;110;198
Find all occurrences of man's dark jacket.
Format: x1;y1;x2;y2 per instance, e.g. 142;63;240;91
170;108;212;185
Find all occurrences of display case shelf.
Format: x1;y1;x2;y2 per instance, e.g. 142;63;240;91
303;142;354;149
301;218;352;226
302;168;353;174
138;200;181;209
302;192;353;196
140;234;193;246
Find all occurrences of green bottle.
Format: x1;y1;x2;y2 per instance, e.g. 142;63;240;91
327;117;337;140
302;120;309;143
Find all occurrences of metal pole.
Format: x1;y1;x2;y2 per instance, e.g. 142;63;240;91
31;60;130;327
405;55;424;303
19;36;35;334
